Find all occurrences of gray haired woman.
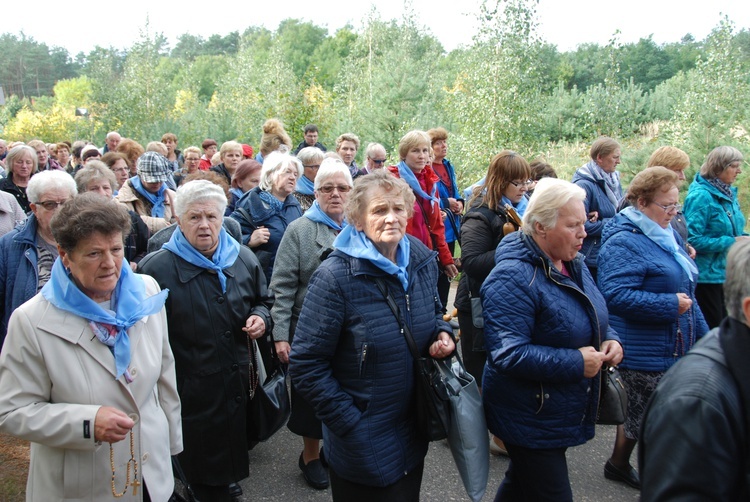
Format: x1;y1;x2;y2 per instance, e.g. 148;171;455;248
294;146;326;211
270;158;353;490
0;145;39;213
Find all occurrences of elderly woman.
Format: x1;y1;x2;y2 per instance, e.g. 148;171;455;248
270;158;352;490
138;180;272;501
28;139;62;172
388;130;458;288
102;151;132;191
572;136;624;279
481;178;623;501
0;191;25;238
174;146;202;187
683;146;749;329
0;170;77;345
335;133;365;179
115;151;176;234
598;166;708;489
75;162;149;270
293;146;325;211
256;118;292;164
211;141;244;186
290;170;455;501
55;143;72;172
230;152;303;282
0;145;38;213
0;194;182;501
228;159;262;215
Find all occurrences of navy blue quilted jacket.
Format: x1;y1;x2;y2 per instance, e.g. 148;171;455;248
289;236;451;487
480;231;619;448
597;213;708;371
0;215;39;346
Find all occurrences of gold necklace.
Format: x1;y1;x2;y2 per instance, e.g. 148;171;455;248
110;430;141;497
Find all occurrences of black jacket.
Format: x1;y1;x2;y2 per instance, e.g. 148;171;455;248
138;246;273;485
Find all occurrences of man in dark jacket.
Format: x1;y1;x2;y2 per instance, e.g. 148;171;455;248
293;124;327;154
640;239;750;501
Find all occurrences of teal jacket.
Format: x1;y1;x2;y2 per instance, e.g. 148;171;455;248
684;174;747;283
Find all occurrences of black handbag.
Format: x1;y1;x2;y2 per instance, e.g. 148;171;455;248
597;365;627;425
374;278;451;441
246;337;291;444
169;456;200;502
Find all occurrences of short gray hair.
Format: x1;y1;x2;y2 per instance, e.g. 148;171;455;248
700;145;744;179
260;152;303;191
365;142;386;159
27;170;78;204
5;145;38;177
174;180;227;218
75;161;117;194
314;158;353;190
522;178;586;236
296;146;325;167
725;239;750;322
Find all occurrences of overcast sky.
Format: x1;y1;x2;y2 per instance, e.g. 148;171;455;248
4;0;749;55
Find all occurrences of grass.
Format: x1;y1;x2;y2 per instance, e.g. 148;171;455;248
0;433;28;501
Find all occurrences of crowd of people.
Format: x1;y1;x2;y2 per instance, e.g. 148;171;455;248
0;122;747;501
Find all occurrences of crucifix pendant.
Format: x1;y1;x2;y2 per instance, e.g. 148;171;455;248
131;478;141;496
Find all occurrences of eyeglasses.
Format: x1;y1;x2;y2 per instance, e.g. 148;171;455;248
185;157;201;162
652;202;682;213
509;179;533;188
318;185;352;194
304;164;321;169
369;159;387;165
36;200;68;211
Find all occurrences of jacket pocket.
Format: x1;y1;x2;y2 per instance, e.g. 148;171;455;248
63;449;93;499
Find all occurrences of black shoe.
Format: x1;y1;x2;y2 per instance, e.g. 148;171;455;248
604;459;641;489
228;482;243;498
299;452;330;490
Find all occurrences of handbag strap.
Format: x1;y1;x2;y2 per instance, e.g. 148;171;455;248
373;277;421;361
172;455;200;502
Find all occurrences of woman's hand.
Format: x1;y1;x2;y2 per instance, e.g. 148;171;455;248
275;341;291;364
248;226;270;248
444;264;459;281
600;340;623;366
95;406;135;443
578;346;605;378
687;244;697;259
243;315;266;339
676;293;693;314
429;331;455;359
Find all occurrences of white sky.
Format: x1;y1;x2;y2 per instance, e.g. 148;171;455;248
5;0;750;55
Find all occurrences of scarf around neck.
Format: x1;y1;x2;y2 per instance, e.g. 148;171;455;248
296;175;315;195
334;225;410;290
620;206;698;281
162;226;240;293
582;160;622;207
397;161;438;207
708;176;734;199
305;200;346;232
258;189;284;214
502;195;528;217
41;258;168;380
130;176;167;217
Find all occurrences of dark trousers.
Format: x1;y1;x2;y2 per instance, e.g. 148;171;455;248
457;309;487;385
695;282;725;330
330;461;424;502
437;241;456;314
494;444;572;502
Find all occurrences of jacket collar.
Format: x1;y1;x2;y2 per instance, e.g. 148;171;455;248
13;213;38;246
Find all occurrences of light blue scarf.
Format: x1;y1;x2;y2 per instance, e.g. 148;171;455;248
130;176;166;217
397;161;439;207
162;226;240;293
296;175;315;195
334;225;410;290
41;258;168;380
502;195;528;217
305;200;346;232
620;206;698;282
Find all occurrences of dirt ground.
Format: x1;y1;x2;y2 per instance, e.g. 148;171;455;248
0;433;28;501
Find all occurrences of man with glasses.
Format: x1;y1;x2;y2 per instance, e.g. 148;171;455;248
294;124;327;155
364;143;387;174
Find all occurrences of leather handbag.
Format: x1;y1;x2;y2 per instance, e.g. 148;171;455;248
597;365;627;425
169;456;200;502
246;338;291;443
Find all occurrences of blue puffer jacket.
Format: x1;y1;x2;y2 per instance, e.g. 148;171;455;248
435;158;462;244
683;174;747;284
571;163;622;270
597;213;708;372
480;231;619;449
0;215;39;345
290;236;452;487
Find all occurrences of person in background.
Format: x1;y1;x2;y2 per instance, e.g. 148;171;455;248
0;170;77;346
684;145;749;329
174;146;203;187
241;144;254;160
55;142;72;172
115;151;176;234
293;146;325;211
256;118;292;164
200;139;218;170
293;124;327;155
526;160;557;198
228;159;262;216
81;144;102;165
0;145;38;213
336;133;365;180
27;140;61;172
427;127;463;315
0;140;7;167
116;138;145;177
290;170;455;501
102;152;132;192
364;143;388;173
597;166;708;490
211;141;244;187
0;191;25;238
102;131;121;154
572;136;624;280
482;177;622;501
162;133;183;172
640;239;750;500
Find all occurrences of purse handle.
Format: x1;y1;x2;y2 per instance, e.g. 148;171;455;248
374;277;422;361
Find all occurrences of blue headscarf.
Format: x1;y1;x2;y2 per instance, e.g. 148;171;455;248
296;175;315;195
397;161;439;207
130;176;167;217
304;200;346;232
41;258;168;380
620;206;698;281
334;225;410;290
162;226;240;293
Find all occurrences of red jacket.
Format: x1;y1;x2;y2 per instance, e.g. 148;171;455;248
388;165;454;267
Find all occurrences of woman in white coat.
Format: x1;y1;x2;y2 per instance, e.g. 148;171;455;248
0;193;182;501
